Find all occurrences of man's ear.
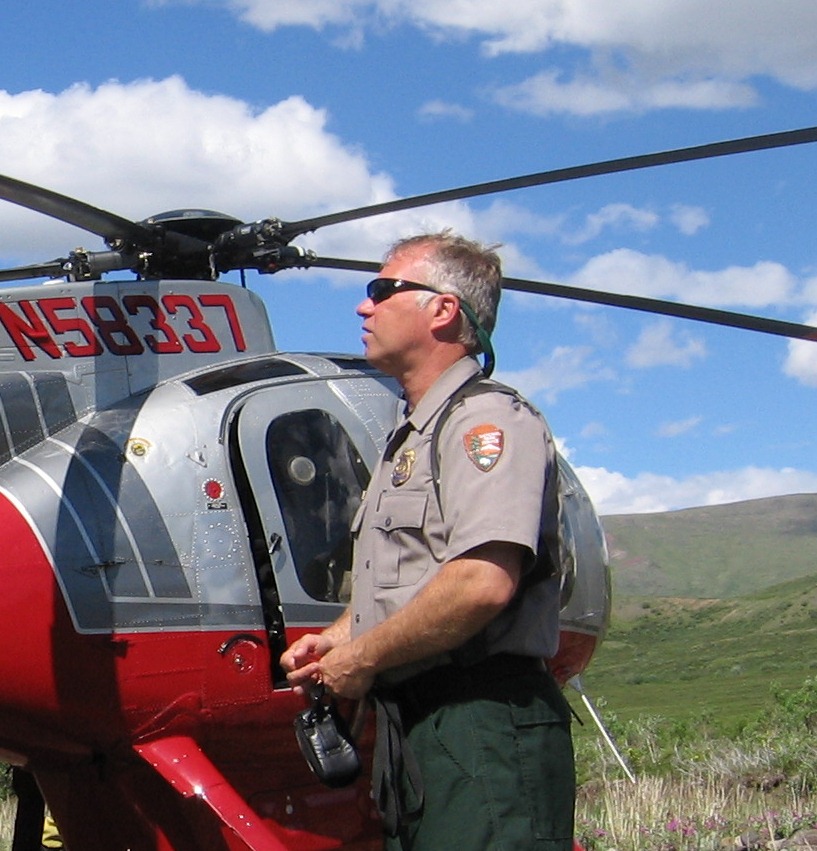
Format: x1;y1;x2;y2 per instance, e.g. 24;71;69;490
429;293;462;337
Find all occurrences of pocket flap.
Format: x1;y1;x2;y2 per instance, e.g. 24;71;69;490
372;490;428;533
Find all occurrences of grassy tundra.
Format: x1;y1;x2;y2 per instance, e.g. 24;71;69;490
572;495;817;848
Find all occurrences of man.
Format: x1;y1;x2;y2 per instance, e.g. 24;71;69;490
282;231;574;849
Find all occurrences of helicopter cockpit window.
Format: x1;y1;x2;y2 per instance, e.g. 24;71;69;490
266;410;369;603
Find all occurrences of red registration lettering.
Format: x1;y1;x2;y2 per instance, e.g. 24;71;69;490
81;296;144;356
38;297;103;357
0;292;247;360
122;294;184;354
199;293;247;352
0;301;62;361
162;294;220;353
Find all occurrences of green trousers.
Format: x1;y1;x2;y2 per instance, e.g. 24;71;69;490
383;660;575;851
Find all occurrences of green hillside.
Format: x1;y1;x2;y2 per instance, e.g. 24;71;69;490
579;573;817;727
571;495;817;731
602;493;817;599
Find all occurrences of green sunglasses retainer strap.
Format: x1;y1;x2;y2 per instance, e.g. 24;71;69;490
458;299;495;377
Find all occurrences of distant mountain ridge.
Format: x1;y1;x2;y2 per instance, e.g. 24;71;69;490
601;493;817;599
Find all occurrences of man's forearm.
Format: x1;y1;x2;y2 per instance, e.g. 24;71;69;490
323;607;352;648
354;542;522;676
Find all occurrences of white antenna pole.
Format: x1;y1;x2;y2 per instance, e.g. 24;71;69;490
567;674;636;784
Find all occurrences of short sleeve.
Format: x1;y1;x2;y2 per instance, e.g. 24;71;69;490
435;390;553;563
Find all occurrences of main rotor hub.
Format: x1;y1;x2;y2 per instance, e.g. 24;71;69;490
139;209;245;244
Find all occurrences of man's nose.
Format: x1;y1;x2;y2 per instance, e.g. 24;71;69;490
356;297;374;317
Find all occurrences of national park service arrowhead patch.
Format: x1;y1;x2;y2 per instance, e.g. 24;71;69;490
463;424;504;471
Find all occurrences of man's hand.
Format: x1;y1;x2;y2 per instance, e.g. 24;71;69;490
282;633;374;699
281;632;334;695
281;632;332;673
281;611;353;696
316;642;376;701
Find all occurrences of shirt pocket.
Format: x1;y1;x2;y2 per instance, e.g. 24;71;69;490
370;490;429;588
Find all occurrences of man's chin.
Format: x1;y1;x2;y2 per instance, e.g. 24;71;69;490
362;344;381;368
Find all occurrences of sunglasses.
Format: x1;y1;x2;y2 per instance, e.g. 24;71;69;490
366;277;441;304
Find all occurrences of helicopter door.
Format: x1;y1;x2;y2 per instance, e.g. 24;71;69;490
235;389;373;647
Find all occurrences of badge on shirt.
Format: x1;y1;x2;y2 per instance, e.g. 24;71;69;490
463;424;504;471
392;449;416;486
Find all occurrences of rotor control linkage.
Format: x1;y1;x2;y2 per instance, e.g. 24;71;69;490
212;218;316;274
62;248;138;281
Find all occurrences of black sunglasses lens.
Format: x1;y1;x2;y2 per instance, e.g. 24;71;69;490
367;278;399;303
367;277;438;303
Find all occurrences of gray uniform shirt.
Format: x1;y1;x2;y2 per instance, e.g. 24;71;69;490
350;356;561;681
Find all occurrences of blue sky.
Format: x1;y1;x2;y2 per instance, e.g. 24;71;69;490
1;0;816;515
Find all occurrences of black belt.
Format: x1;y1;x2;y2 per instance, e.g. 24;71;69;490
389;653;546;719
414;652;546;684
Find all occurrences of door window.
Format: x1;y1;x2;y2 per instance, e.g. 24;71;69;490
266;409;368;602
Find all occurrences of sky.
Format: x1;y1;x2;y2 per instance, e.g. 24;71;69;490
0;0;816;516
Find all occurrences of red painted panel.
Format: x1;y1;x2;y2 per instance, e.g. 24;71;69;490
550;630;599;684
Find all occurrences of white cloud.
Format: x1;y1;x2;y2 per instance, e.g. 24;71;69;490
670;204;710;236
626;321;707;369
581;421;608;439
173;1;817;115
803;276;817;305
783;310;817;387
194;0;371;32
0;79;388;257
472;200;564;242
563;203;659;245
492;70;758;117
417;100;474;122
657;416;703;438
415;0;817;83
576;463;817;515
714;423;738;436
570;248;798;309
495;346;616;404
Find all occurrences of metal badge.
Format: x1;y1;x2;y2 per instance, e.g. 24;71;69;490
391;449;416;486
463;424;504;471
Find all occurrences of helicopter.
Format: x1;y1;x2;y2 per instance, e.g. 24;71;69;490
0;126;816;851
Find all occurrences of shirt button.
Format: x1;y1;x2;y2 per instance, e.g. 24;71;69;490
355;614;360;623
385;517;392;527
366;560;371;570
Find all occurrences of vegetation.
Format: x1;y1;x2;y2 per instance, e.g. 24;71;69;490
568;492;817;849
579;579;817;732
573;678;817;850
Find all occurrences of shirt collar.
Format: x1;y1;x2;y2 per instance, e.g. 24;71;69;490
404;356;482;434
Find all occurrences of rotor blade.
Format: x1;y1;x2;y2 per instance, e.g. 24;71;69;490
310;256;379;274
0;259;68;283
0;173;153;244
281;126;817;239
505;276;817;341
312;256;817;342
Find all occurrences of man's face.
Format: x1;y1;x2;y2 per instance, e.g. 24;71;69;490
356;244;435;376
